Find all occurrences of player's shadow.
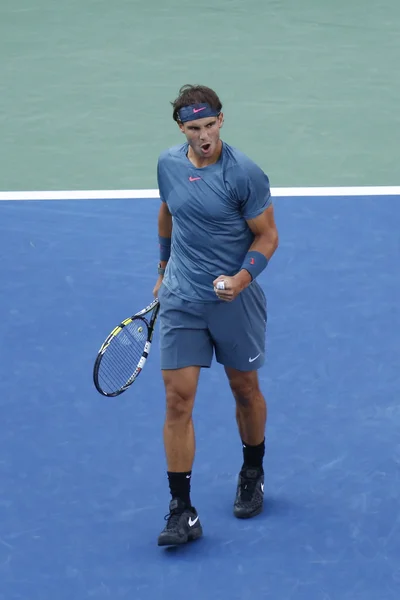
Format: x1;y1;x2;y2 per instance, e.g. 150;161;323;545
263;494;295;518
163;538;206;556
221;492;296;520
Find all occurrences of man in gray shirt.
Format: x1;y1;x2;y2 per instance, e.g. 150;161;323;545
154;84;279;547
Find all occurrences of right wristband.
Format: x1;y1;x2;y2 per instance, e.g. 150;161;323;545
240;250;269;281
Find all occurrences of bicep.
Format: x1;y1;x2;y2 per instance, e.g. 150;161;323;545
246;204;278;238
158;201;172;238
159;200;171;216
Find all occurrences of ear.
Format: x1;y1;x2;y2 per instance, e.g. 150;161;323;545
218;112;224;128
178;121;185;134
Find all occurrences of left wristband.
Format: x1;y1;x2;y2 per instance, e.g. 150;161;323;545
159;235;171;262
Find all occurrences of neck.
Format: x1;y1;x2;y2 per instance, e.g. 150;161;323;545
187;140;223;168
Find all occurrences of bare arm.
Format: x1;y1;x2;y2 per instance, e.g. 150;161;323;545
153;202;172;297
213;203;279;300
236;204;279;288
158;201;173;269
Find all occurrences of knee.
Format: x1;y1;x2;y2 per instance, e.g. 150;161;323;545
162;367;199;424
165;387;194;423
229;376;260;408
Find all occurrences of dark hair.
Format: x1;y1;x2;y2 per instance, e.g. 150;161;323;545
171;84;223;122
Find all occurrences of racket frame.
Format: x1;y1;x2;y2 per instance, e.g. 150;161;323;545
93;299;160;397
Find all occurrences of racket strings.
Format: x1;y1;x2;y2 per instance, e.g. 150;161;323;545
97;319;147;394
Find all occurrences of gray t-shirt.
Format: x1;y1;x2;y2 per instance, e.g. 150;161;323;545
157;141;272;302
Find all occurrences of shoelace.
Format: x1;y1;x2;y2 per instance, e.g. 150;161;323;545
164;509;183;528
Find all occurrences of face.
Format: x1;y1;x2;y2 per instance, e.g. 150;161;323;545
179;113;224;161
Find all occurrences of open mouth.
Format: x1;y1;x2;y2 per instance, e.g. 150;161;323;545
201;143;211;153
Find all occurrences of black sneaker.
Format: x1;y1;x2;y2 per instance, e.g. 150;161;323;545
233;467;264;519
157;498;203;546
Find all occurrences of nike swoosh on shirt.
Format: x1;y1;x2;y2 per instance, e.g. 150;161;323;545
189;176;201;182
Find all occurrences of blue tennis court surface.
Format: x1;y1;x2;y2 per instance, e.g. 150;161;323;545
1;192;399;600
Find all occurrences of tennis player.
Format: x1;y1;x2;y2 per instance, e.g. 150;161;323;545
153;85;279;546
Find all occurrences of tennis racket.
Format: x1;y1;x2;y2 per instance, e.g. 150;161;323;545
93;298;160;397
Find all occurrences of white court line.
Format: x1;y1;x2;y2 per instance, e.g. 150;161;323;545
0;186;400;201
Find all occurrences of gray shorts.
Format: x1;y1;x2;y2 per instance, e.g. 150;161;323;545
158;282;267;371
